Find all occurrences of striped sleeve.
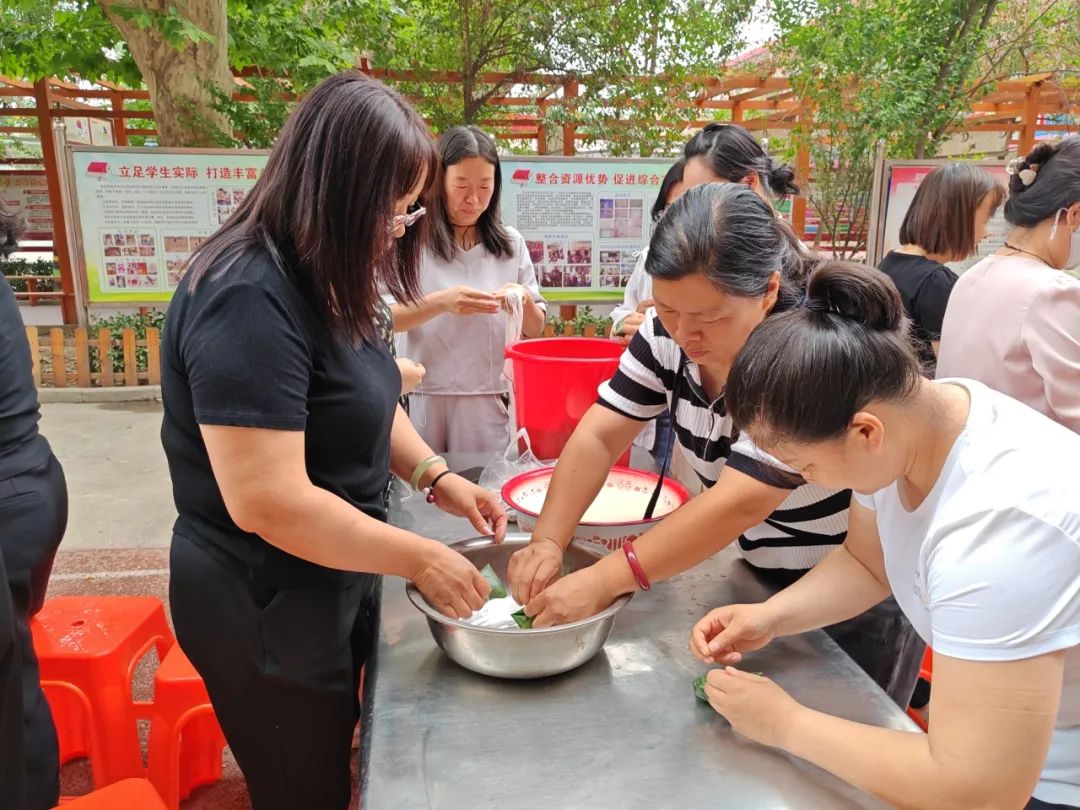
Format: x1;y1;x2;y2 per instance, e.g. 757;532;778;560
727;432;805;490
597;318;668;421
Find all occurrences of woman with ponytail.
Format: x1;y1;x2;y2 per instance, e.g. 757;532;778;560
507;184;924;707
694;261;1079;810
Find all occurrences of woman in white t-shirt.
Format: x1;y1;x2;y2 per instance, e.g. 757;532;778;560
392;126;546;454
696;261;1080;810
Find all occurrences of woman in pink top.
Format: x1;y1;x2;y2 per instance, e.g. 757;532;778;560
937;138;1080;432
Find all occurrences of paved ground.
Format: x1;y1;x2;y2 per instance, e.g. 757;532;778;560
38;401;361;808
42;402;175;552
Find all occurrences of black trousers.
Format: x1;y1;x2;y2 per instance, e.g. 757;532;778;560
170;533;380;810
747;562;926;709
0;454;67;810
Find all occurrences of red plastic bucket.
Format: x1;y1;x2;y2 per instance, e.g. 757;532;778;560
504;338;629;463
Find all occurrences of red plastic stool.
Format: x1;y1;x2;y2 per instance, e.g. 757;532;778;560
147;645;226;809
32;597;176;787
55;778;167;809
906;647;934;732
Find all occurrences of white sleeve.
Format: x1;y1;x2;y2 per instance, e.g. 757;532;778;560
514;232;546;311
852;491;876;510
609;251;649;324
926;508;1080;661
725;432;804;490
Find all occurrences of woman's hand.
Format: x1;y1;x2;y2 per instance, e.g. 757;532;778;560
396;358;425;395
431;474;508;541
507;537;564;605
494;282;526;312
702;668;803;749
522;566;615;628
411;541;490;619
689;603;779;665
613;300;652;344
440;286;500;316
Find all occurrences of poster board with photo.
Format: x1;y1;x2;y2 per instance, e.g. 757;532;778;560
66;146;269;303
500;158;674;299
0;172;53;241
868;159;1010;274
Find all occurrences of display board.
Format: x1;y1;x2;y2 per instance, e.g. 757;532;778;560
497;157;674;299
869;159;1010;274
67;147;268;303
0;171;53;241
65;149;684;306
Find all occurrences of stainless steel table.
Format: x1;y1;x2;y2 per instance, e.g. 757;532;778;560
359;455;917;809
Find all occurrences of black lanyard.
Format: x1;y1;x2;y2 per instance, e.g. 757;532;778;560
644;353;688;520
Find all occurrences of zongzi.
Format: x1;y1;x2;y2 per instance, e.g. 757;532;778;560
481;564;507;600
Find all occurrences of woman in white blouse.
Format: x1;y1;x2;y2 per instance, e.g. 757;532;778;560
392;126;546;454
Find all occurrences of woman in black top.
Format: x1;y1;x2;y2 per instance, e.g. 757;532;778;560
877;163;1004;374
161;73;507;809
0;206;68;810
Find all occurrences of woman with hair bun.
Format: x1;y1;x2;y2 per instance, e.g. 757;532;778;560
693;261;1080;810
937;137;1080;431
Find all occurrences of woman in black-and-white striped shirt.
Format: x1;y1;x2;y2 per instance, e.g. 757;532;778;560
508;182;925;706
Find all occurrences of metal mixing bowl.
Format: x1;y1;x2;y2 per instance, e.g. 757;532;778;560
406;534;632;679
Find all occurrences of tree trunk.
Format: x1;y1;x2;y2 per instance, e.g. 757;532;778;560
100;0;231;147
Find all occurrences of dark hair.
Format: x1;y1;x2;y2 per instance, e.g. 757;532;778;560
429;125;512;262
185;71;438;343
645;183;819;313
0;204;26;260
684;123;799;199
651;158;686;222
1004;137;1080;227
726;262;922;445
899;163;1005;260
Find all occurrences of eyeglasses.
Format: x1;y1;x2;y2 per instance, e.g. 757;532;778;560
388;205;426;233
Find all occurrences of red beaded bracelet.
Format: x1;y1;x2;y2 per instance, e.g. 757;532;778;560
622;540;651;591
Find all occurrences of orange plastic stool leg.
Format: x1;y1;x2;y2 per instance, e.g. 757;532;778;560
32;597;176;787
147;646;226;810
54;778;167;809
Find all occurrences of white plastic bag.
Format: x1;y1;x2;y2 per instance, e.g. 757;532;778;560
478;428;546;519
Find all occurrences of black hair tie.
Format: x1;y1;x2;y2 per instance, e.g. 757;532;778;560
804;298;832;313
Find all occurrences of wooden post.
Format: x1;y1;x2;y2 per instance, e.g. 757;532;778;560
25;327;41;387
111;89;128;146
122;328;138;386
559;304;577;322
147;327;161;385
537;98;548;155
50;328;66;388
731;101;744;123
33;79;78;324
562;80;578;156
98;328;114;387
74;328;91;387
792;144;811;241
1018;81;1040;155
